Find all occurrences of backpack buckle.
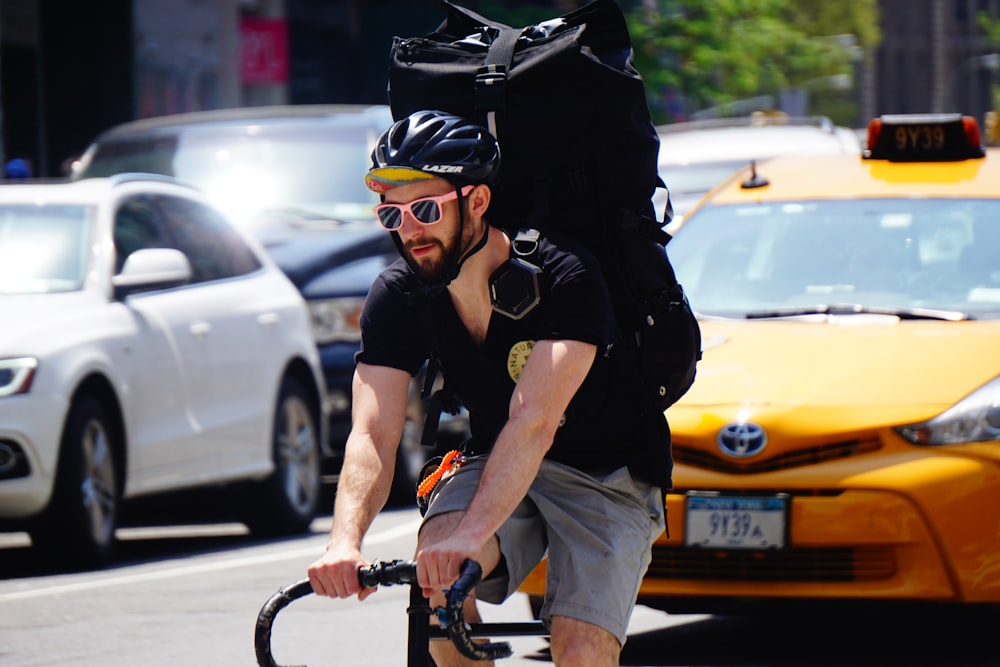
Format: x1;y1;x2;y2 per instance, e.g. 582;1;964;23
619;210;671;246
474;65;508;113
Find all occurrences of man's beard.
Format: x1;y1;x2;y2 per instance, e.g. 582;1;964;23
404;225;466;282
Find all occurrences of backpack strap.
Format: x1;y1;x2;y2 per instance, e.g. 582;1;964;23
419;354;444;447
619;209;671;247
408;293;461;448
476;28;522;139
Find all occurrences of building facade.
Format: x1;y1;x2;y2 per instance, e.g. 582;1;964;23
2;0;998;177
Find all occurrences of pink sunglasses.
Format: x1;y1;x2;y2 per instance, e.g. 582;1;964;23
374;186;474;230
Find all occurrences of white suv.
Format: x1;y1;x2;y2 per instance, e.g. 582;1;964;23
0;174;327;568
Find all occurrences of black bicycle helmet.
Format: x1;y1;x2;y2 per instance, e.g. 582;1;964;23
365;110;500;193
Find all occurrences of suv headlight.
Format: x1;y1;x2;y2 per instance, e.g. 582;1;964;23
309;297;365;345
896;376;1000;445
0;358;39;398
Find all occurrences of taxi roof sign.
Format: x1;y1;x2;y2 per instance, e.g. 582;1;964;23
864;114;985;161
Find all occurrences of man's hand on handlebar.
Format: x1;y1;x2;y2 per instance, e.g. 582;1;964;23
306;545;374;601
415;533;484;600
308;529;489;604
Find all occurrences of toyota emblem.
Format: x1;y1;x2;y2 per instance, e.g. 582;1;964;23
717;422;767;458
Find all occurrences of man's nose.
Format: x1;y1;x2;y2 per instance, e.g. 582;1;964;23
396;209;423;235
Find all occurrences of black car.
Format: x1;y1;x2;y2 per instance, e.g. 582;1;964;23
73;104;468;502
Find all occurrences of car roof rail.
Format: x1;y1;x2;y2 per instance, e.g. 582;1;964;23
105;172;198;189
657;114;838;135
96;103;390;137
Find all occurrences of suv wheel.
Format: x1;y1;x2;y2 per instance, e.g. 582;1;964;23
244;376;321;535
32;395;119;568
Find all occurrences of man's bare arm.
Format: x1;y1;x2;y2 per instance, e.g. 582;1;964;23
308;362;411;599
416;338;596;590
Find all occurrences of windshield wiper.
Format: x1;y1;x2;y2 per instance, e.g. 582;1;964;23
744;304;973;321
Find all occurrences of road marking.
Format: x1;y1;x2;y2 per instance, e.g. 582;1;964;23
0;518;420;603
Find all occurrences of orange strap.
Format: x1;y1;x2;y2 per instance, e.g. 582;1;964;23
417;450;463;499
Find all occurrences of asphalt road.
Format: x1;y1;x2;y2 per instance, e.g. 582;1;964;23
1;506;998;667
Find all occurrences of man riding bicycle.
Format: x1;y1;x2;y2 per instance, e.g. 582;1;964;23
307;110;670;667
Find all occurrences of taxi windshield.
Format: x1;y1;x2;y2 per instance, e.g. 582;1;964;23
0;204;93;295
668;198;1000;320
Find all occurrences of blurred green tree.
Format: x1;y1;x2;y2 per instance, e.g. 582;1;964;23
978;9;1000;112
626;0;880;125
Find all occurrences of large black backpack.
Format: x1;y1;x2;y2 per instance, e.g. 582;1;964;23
389;0;701;413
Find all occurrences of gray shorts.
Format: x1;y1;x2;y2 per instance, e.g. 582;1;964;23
420;456;665;644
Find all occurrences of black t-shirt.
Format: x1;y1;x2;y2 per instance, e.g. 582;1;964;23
356;228;671;489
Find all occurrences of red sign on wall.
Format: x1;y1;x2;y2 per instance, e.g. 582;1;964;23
240;18;288;84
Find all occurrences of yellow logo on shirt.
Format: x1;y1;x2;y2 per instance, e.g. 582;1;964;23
507;340;535;383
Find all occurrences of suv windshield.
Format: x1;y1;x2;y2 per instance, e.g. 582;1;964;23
78;123;380;226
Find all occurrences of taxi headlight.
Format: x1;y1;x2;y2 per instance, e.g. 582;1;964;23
896;376;1000;445
309;297;365;345
0;358;39;398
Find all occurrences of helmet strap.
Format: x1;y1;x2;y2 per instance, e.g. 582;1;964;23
446;187;490;281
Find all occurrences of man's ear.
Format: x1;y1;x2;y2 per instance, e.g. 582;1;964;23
468;184;491;218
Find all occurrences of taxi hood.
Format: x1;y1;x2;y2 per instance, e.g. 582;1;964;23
674;317;1000;431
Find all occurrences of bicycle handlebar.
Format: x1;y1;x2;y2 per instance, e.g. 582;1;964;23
254;559;513;666
442;560;514;661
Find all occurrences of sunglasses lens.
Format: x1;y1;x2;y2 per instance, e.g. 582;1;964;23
376;206;402;230
411;200;441;224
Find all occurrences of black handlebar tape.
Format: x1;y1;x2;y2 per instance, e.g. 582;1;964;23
444;560;514;661
358;559;419;587
254;578;314;667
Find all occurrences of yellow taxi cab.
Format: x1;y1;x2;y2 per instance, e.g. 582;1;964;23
519;114;1000;613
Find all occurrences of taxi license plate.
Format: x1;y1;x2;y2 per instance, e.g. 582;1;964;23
684;493;789;549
